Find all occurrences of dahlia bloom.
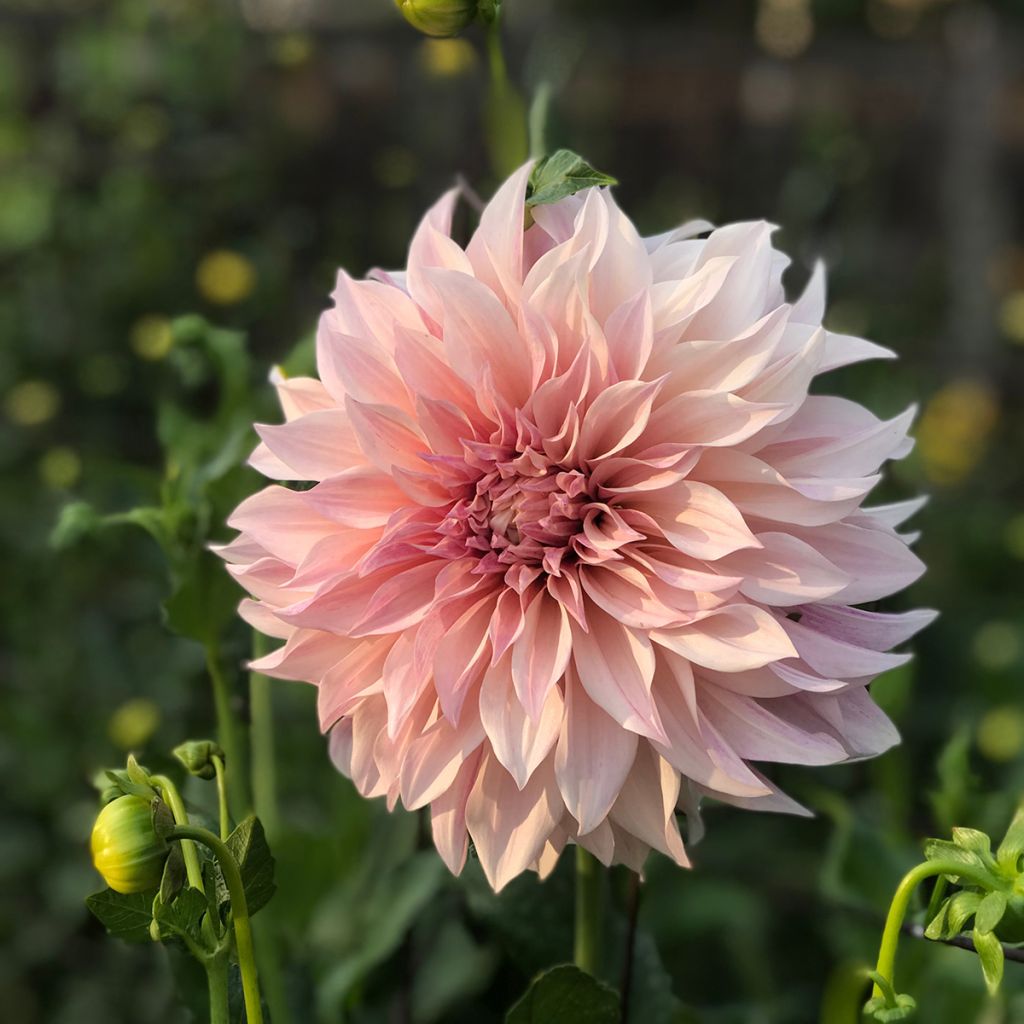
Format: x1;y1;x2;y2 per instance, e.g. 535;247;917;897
219;165;933;890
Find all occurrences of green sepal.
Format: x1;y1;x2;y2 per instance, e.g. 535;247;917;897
923;838;996;884
995;803;1024;874
863;994;917;1022
925;890;982;940
216;814;276;917
975;890;1009;935
526;150;617;208
157;842;186;906
151;796;176;841
86;887;159;944
505;964;620;1024
951;827;995;864
972;927;1004;994
101;769;156;802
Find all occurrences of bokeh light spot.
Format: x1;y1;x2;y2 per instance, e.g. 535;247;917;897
977;705;1024;763
196;250;256;306
916;379;998;485
972;621;1021;671
130;315;174;360
107;698;161;751
420;38;476;78
5;379;60;426
999;290;1024;344
39;446;81;490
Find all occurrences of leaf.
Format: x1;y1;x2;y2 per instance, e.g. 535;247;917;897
975;891;1008;935
527;150;618;207
951;827;993;861
162;548;241;645
86;888;157;944
153;887;210;951
217;814;276;917
158;843;186;905
972;927;1004;994
922;839;992;882
505;965;621;1024
925;890;982;940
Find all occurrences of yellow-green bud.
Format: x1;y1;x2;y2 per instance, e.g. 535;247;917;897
90;795;168;894
394;0;481;37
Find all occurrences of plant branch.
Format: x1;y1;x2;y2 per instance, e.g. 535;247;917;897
902;922;1024;964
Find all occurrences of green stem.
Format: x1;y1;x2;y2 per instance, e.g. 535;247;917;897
205;643;250;815
207;952;230;1024
483;5;528;178
871;859;1001;1003
574;846;603;977
170;825;264;1024
212;754;230;841
150;774;204;892
248;633;279;841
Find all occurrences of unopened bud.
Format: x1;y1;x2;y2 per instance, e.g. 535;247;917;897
90;795;168;894
394;0;482;37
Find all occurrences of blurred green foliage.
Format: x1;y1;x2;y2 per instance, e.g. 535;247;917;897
3;0;1024;1022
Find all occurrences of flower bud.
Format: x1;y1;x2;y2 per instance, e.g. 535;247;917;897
90;795;168;894
394;0;481;37
173;739;224;780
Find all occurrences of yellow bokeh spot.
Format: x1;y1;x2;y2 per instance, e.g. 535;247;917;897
39;446;81;489
420;38;476;78
972;621;1021;672
1005;514;1024;560
373;146;418;189
756;0;814;59
915;379;998;485
977;705;1024;763
271;32;314;68
107;698;161;751
4;379;60;426
999;290;1024;345
196;250;256;306
130;315;174;361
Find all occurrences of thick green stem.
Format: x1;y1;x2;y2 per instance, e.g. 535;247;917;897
574;846;603;977
207;953;230;1024
871;859;1001;1002
211;754;230;841
150;774;204;892
170;825;264;1024
205;644;250;815
483;7;528;178
248;633;279;841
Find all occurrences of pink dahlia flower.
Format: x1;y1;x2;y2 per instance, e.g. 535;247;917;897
219;165;933;890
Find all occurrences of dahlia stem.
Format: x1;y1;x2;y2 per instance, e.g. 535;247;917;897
211;754;230;841
206;952;230;1024
205;643;250;815
149;774;204;892
248;630;293;1024
574;846;604;977
169;825;264;1024
870;859;1000;1005
483;4;528;178
249;632;279;842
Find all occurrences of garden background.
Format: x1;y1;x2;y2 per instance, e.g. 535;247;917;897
3;0;1024;1021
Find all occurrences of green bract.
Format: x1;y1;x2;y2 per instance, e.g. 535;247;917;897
394;0;481;37
90;794;168;894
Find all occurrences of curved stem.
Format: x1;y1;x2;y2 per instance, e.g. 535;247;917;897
150;774;204;892
211;754;230;841
574;846;603;977
170;825;264;1024
871;859;1001;1002
205;643;250;815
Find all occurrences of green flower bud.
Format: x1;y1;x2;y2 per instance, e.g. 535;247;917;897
173;739;224;780
90;795;168;894
394;0;482;37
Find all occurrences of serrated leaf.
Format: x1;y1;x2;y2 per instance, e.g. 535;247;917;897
973;927;1004;994
86;888;157;944
527;150;618;208
217;815;275;917
975;891;1009;935
505;964;621;1024
153;887;210;951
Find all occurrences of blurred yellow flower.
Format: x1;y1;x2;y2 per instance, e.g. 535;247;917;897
131;315;174;361
999;290;1024;345
196;250;256;305
972;621;1021;672
420;38;476;78
977;705;1024;763
5;379;59;426
108;697;161;750
915;379;998;485
39;446;81;489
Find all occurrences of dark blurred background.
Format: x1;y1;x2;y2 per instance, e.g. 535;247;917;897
3;0;1024;1021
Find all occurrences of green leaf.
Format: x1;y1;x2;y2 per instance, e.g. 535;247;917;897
158;843;186;906
153;887;210;952
217;814;275;917
952;827;993;860
505;965;621;1024
972;927;1004;994
975;891;1008;935
86;888;157;944
995;802;1024;873
527;150;618;208
922;839;990;879
162;548;240;645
